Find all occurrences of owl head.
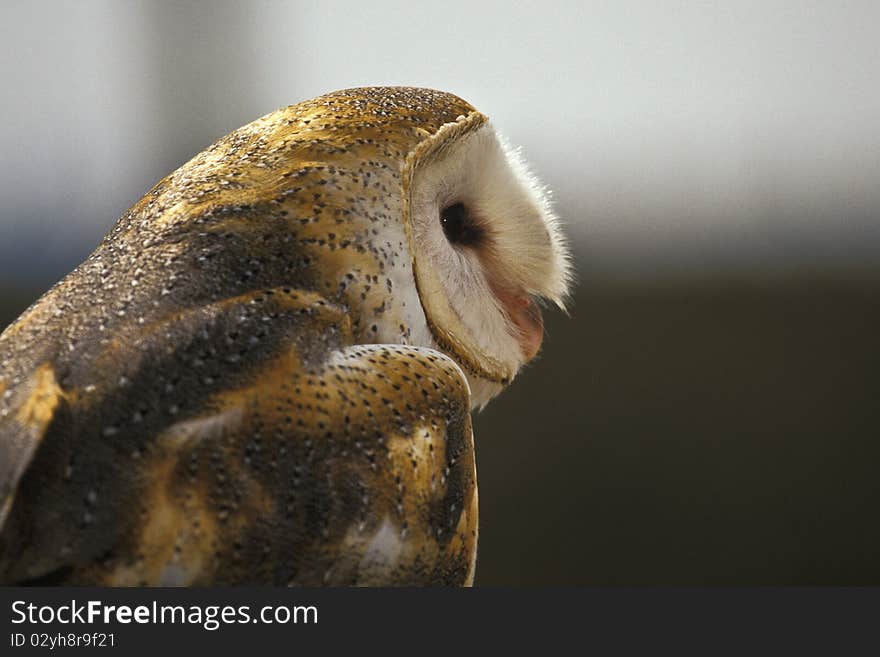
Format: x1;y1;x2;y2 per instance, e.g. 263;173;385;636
147;87;571;408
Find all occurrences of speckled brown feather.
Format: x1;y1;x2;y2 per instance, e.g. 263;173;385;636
0;87;482;585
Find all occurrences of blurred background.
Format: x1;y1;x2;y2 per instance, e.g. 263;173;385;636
2;0;879;584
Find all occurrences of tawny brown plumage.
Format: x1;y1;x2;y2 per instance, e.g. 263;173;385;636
0;87;569;585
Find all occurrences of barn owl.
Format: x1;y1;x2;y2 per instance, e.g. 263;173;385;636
0;87;570;586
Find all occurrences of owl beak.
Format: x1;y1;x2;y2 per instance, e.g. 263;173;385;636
489;281;544;361
512;294;544;361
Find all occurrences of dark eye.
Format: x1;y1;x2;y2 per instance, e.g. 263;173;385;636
440;202;483;247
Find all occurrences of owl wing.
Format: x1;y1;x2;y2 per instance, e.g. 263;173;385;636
0;287;477;586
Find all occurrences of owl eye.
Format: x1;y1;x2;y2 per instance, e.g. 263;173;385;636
440;202;483;248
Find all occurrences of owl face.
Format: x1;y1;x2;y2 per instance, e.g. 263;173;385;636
406;114;571;405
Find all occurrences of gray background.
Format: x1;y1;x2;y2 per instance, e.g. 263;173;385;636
2;1;879;584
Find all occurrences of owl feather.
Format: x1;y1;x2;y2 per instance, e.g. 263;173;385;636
0;87;569;585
